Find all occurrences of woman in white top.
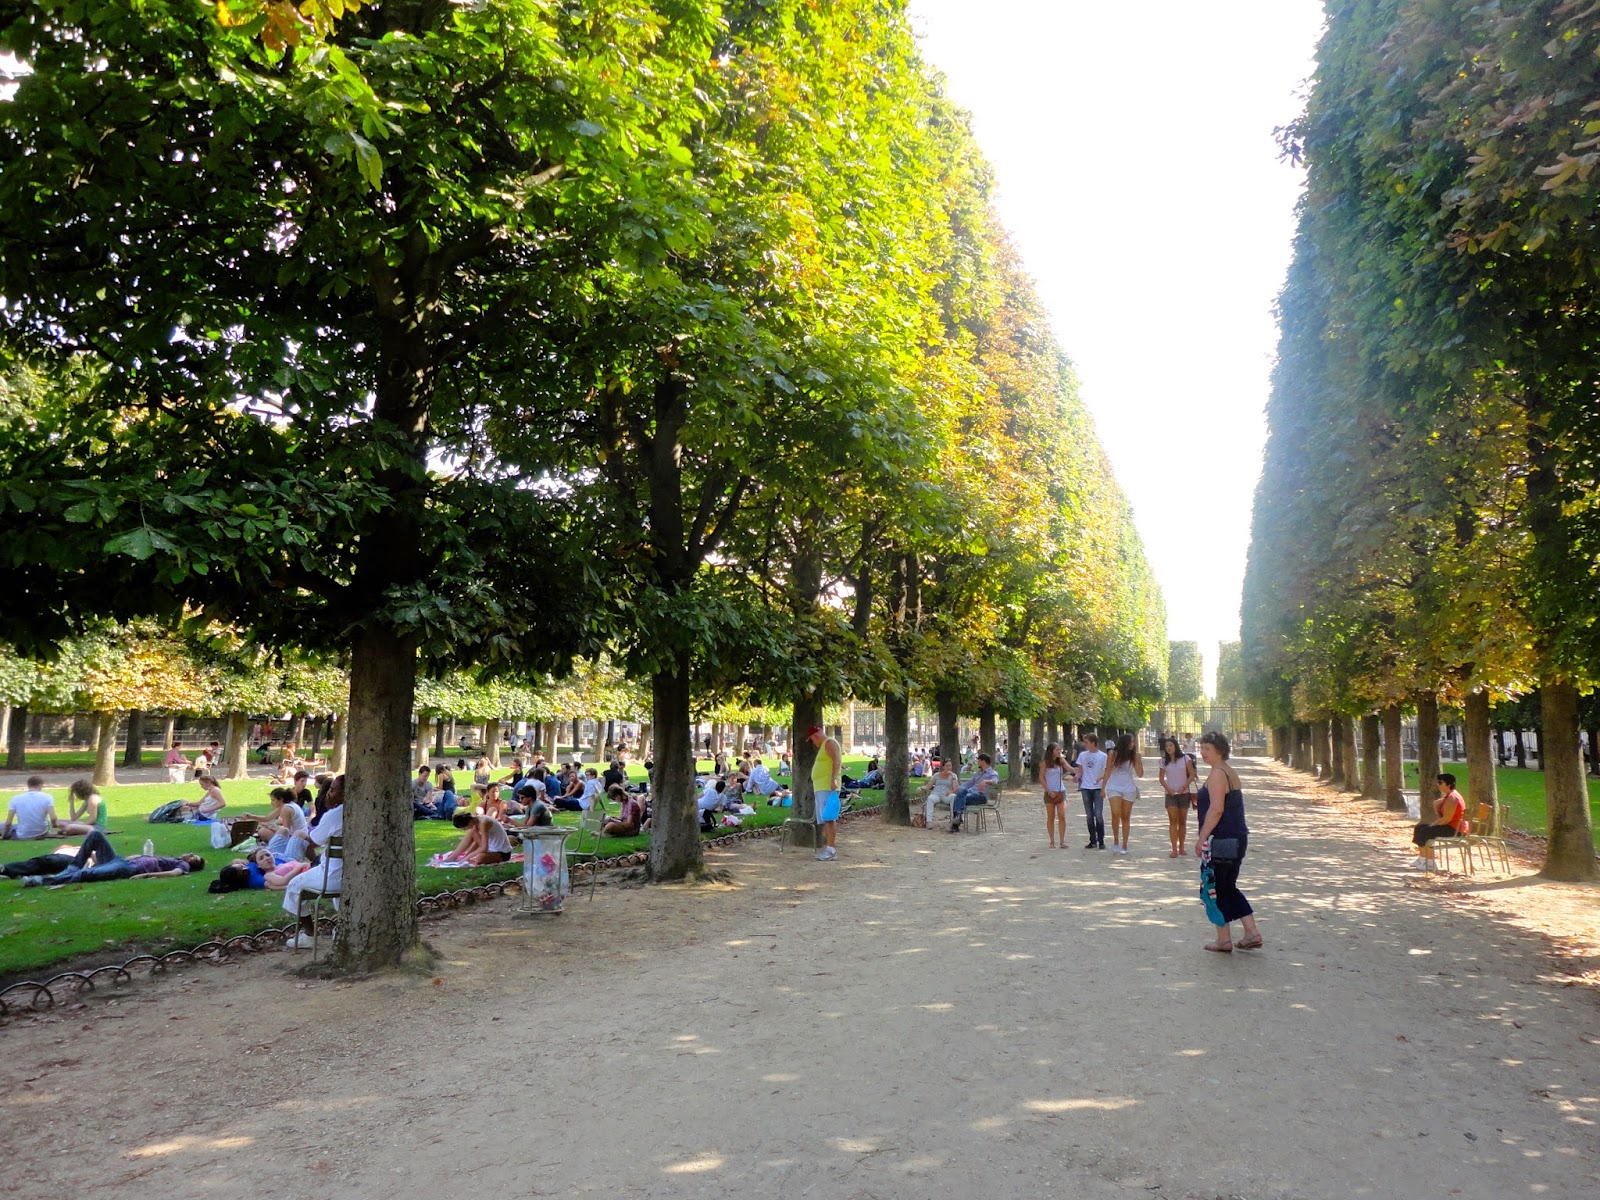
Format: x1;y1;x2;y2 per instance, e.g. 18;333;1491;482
1037;742;1070;849
920;760;959;827
1158;736;1198;857
1103;734;1144;854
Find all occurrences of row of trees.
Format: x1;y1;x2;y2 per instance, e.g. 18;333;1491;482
1241;0;1598;880
0;0;1168;970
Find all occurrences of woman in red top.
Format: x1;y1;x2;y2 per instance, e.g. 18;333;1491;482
1409;773;1466;869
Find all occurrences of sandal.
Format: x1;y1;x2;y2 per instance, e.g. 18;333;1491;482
1237;936;1264;950
1202;941;1233;953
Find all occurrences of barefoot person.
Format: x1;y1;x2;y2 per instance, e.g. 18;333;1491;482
1195;731;1262;953
1103;734;1143;854
1038;742;1069;849
807;724;842;861
1159;736;1197;857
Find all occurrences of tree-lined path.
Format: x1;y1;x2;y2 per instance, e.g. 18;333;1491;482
3;759;1595;1199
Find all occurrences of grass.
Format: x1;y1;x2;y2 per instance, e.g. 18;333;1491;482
1401;761;1600;851
0;756;889;982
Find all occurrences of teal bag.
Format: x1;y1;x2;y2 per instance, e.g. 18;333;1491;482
1199;863;1226;925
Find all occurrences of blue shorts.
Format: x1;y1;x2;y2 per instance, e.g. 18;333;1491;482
817;790;841;823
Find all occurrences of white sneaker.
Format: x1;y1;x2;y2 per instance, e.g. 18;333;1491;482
814;846;836;861
1113;845;1128;854
284;931;314;951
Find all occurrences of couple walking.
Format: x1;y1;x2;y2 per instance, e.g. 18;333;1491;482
1037;732;1141;852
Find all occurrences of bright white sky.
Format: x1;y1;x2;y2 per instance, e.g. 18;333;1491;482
908;0;1327;695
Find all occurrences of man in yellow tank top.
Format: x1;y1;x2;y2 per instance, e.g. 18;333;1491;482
807;724;842;861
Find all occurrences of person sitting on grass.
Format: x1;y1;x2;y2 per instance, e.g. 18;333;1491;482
58;779;107;836
478;781;511;822
254;787;310;860
4;776;58;841
18;830;204;887
178;775;226;821
516;782;554;827
748;760;779;797
289;769;315;813
442;809;513;866
548;767;585;812
272;743;300;784
698;778;728;830
600;784;642;837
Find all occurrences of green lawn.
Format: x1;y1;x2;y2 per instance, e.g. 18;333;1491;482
1;758;884;982
1401;761;1600;850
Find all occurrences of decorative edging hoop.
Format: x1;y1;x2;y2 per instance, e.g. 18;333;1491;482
0;801;887;1021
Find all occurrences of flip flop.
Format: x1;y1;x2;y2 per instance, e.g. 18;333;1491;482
1202;941;1233;953
1237;937;1264;950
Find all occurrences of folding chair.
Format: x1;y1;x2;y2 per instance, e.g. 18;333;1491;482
296;835;342;961
565;806;608;900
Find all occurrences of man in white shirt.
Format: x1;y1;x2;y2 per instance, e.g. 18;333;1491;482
284;775;345;951
1073;733;1109;850
578;768;604;811
4;777;58;840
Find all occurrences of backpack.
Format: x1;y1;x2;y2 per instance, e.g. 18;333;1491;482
147;800;186;824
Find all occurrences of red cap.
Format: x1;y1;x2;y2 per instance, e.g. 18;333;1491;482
806;725;824;739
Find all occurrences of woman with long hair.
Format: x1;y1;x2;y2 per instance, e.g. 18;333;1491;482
1038;742;1069;848
1159;736;1197;857
1103;734;1144;854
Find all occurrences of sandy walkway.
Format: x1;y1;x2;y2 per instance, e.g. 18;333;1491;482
3;759;1597;1199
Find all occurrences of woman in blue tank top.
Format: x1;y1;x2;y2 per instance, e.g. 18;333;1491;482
1195;731;1262;953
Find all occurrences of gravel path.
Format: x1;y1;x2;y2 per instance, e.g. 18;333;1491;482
3;758;1596;1199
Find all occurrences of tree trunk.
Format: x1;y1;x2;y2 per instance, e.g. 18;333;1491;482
433;717;446;758
330;626;429;973
328;711;349;774
1311;718;1330;780
1513;727;1527;769
1464;691;1498;836
732;723;746;761
978;707;997;765
310;716;325;758
1004;716;1024;791
92;711;119;788
605;719;616;757
883;691;911;825
544;717;561;762
413;715;429;768
648;653;705;878
1415;692;1441;803
1030;716;1045;771
157;712;176;755
1290;722;1309;771
224;711;250;780
571;717;582;763
638;721;653;761
1382;706;1405;811
788;690;824;844
447;717;457;749
120;708;145;768
486;719;502;767
291;713;307;748
1328;716;1346;787
0;704;8;758
1539;682;1597;881
936;692;959;766
1339;716;1359;792
1360;715;1381;799
1587;724;1600;777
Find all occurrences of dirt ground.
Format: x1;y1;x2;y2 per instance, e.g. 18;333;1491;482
3;758;1597;1200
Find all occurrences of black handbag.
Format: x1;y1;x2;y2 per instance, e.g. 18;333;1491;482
1209;836;1242;861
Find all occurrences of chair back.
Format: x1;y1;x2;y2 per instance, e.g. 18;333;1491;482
580;805;606;833
317;835;343;891
1474;803;1493;823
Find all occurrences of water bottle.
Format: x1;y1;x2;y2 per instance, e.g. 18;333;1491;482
143;838;155;858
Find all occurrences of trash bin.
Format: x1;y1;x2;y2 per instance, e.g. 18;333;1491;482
519;826;573;915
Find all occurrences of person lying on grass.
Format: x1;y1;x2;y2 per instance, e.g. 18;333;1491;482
212;847;314;892
17;830;204;887
442;810;513;866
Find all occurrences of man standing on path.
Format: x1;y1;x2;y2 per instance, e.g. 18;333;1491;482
808;724;842;861
1074;733;1108;849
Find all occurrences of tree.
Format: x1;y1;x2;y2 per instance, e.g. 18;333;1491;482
1167;642;1204;706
